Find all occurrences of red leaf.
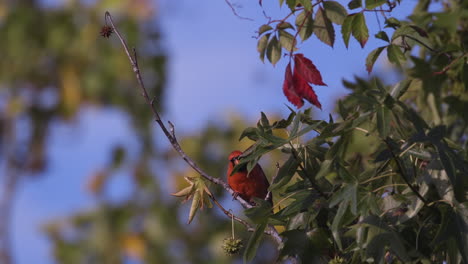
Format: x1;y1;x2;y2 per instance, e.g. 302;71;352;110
283;63;304;108
294;53;327;86
293;71;322;109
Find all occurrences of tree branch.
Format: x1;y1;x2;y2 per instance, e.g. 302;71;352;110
103;11;282;244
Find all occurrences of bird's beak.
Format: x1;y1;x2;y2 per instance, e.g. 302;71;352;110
230;157;240;166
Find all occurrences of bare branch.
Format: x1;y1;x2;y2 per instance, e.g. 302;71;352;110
224;0;253;21
103;11;282;243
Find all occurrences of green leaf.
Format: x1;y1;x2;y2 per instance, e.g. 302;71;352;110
331;200;349;250
286;0;297;11
323;1;347;25
315;159;332;179
257;33;270;62
266;35;281;66
239;127;259;141
295;10;314;41
376;104;391;138
245;200;272;223
341;14;355;48
366;232;410;262
270;155;300;190
435;143;457;187
258;24;273;35
348;0;362;9
389;79;412;99
375;31;389;42
260;111;270;128
273;110;296;128
243;221;267;263
462;60;468;91
384;17;401;29
279;29;296;52
351;13;369;48
187;191;200;224
365;0;386;9
386;44;405;67
365;46;385;73
277;22;294;30
298;0;312;11
313;7;335;47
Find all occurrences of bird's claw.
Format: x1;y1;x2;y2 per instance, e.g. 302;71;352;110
232;191;240;201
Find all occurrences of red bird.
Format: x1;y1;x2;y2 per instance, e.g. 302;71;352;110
227;150;271;204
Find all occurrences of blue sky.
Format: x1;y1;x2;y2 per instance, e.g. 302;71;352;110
12;0;417;263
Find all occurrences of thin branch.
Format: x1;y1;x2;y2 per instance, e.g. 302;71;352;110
103;12;283;243
104;12;253;209
224;0;253;21
288;142;327;198
383;139;429;206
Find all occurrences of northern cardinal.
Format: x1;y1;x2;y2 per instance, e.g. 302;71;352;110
227;150;272;204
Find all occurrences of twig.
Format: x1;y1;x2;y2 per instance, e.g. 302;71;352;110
288;143;327;198
265;162;280;203
104;12;253;209
103;12;283;243
383;139;429;205
224;0;253;21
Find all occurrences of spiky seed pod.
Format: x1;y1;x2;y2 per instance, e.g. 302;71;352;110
100;25;113;38
222;237;243;256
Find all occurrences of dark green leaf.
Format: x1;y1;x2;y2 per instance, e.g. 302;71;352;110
435;143;457;188
352;13;369;48
273;110;296;128
298;0;312;11
258;24;273;35
245;200;272;224
377;104;391;138
315;159;332;179
323;1;347;25
266;35;281;66
367;232;410;262
462;60;468;91
348;0;362;9
365;46;385;73
341;14;355;48
375;31;389;42
295;10;314;41
286;0;297;11
257;33;270;62
389;79;411;99
279;29;296;52
239;127;259;141
386;44;406;67
331;200;348;250
270;155;300;190
243;221;267;263
277;21;294;30
384;17;401;29
365;0;386;9
260;111;270;128
313;7;335;47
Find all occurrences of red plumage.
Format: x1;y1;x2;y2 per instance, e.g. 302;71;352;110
226;150;271;204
